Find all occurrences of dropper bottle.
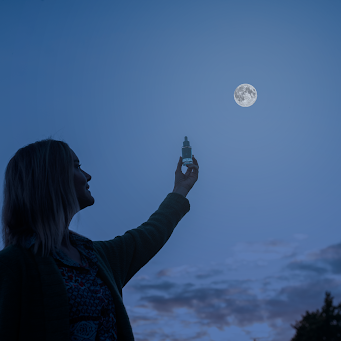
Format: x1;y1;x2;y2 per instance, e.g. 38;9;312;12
182;136;193;166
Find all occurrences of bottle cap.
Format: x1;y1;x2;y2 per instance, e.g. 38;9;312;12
183;136;190;147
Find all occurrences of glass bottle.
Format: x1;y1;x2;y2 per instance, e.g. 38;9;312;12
182;136;193;166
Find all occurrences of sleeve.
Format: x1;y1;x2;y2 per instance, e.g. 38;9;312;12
94;192;190;288
0;260;21;341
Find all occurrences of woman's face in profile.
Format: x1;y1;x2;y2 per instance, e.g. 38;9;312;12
70;149;95;210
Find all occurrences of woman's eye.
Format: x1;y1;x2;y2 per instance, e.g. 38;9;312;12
77;164;82;170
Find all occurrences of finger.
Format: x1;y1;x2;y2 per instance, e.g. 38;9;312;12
176;156;182;172
185;167;192;175
189;156;198;169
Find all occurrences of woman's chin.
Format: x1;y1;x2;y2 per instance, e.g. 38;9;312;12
79;194;95;210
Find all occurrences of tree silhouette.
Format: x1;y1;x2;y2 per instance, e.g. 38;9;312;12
291;291;341;341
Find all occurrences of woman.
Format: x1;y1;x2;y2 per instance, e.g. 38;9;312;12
0;137;199;341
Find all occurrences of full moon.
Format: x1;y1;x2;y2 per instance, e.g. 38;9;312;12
234;84;257;107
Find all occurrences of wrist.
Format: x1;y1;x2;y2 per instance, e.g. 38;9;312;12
172;187;188;198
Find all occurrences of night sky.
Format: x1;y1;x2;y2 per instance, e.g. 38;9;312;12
1;1;341;340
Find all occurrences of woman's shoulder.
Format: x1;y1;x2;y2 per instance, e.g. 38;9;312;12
0;244;34;270
0;244;23;257
0;245;35;296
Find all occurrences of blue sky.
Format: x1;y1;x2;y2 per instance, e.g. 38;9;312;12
1;1;341;340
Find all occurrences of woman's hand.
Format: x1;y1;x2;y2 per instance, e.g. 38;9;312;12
173;155;199;196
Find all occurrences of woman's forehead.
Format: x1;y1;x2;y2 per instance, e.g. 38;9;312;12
70;149;79;162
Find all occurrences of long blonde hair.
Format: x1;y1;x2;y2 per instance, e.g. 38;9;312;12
1;137;82;257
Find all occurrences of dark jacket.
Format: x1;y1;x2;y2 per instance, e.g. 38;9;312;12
0;192;190;340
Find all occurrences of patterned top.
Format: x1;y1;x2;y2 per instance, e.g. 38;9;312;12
26;232;117;341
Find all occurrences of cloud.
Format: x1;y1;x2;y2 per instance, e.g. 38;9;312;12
307;243;341;274
156;264;224;280
156;265;200;278
234;239;298;259
131;280;179;293
133;327;210;341
293;233;308;240
285;260;328;275
125;239;341;341
223;239;299;269
130;279;266;330
128;274;341;340
284;242;341;275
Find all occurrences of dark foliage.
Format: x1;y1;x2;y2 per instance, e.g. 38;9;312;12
291;291;341;341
